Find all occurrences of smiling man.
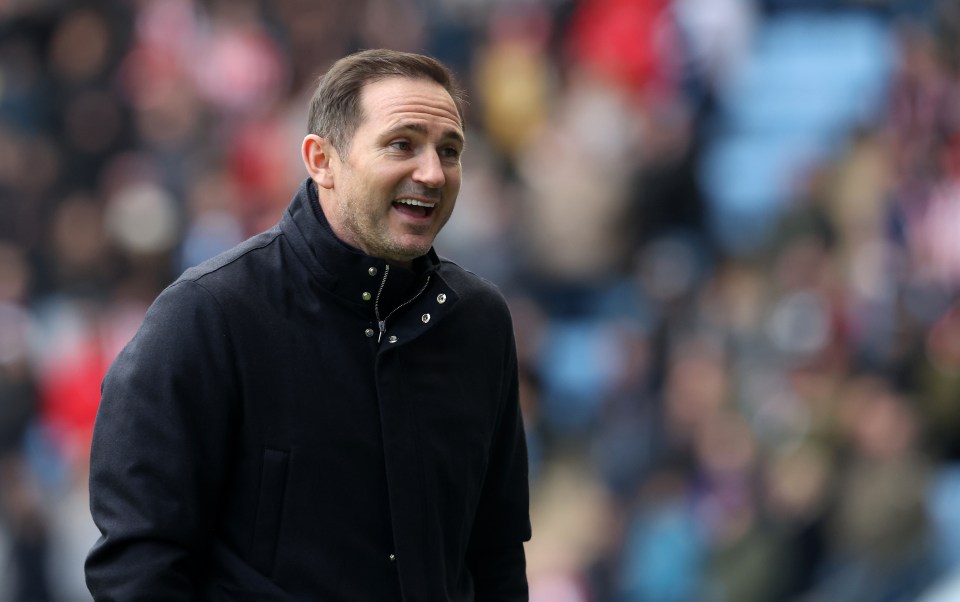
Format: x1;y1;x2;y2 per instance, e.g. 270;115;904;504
305;74;464;266
85;49;531;601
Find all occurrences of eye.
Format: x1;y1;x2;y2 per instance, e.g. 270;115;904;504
440;146;461;160
390;140;412;151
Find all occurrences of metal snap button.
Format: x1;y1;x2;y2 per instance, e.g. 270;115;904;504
436;293;446;304
421;313;430;323
365;328;375;337
362;292;372;301
368;267;377;276
388;335;398;343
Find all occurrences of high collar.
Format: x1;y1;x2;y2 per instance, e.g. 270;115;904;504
279;178;439;312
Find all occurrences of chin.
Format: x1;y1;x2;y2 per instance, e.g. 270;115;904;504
391;237;433;259
397;247;430;262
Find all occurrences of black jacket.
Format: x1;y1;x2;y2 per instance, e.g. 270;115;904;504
86;179;531;601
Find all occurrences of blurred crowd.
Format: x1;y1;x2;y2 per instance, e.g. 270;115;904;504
1;0;959;599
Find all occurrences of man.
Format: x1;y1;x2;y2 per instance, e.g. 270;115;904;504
85;49;531;600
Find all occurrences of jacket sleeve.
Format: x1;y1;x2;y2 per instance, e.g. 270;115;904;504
85;280;238;600
466;315;532;601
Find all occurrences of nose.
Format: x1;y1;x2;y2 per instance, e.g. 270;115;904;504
412;149;445;189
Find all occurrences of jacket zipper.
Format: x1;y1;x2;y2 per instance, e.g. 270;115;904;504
373;264;432;343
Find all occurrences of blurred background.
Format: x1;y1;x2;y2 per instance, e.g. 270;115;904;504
1;0;959;600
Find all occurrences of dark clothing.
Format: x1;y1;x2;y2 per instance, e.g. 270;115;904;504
85;179;531;601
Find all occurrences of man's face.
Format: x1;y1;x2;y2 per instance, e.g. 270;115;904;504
322;76;463;266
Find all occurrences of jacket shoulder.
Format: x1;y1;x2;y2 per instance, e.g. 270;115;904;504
175;227;283;291
437;258;510;315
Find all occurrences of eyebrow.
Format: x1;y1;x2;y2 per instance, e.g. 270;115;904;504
383;123;465;147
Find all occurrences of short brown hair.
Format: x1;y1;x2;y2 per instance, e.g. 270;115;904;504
307;49;466;155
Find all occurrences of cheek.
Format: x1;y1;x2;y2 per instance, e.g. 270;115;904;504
445;171;462;195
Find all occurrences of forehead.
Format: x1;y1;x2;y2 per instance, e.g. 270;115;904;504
357;76;462;136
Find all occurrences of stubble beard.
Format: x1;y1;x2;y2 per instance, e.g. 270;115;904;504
337;194;434;264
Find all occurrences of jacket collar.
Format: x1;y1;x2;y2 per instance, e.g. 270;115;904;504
279;178;439;310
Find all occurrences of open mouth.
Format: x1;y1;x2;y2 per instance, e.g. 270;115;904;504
392;198;436;219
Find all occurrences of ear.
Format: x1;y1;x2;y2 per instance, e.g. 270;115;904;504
302;134;337;190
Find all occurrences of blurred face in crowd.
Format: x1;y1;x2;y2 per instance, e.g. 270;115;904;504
303;76;464;267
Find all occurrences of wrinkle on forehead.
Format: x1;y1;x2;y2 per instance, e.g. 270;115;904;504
361;79;462;133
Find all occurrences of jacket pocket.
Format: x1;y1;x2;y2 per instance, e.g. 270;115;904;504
251;447;290;576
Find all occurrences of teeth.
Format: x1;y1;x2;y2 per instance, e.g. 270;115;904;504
396;198;435;208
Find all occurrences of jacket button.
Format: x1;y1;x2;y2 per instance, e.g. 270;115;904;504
389;554;396;561
421;313;430;323
436;293;446;304
388;335;398;343
362;292;372;301
365;328;375;337
368;267;377;276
